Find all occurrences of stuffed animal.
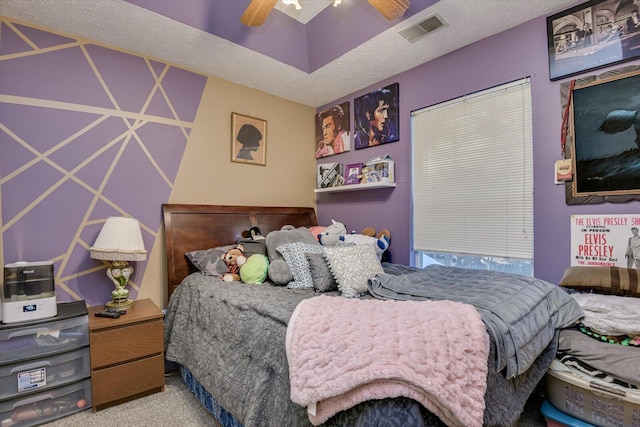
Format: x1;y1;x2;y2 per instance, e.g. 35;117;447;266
249;226;265;240
307;225;327;240
317;220;390;260
239;254;269;284
220;245;247;281
220;244;269;284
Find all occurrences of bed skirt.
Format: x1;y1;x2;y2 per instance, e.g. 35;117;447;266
180;364;243;427
176;363;446;427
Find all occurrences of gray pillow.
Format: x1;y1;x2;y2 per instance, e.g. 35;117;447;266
185;244;236;276
305;252;338;292
265;227;319;262
237;238;267;257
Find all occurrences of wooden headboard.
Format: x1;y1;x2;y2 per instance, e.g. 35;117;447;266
162;204;317;299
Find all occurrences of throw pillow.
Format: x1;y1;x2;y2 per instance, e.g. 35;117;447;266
305;252;338;292
185;244;236;276
559;266;639;297
276;242;325;289
323;244;384;298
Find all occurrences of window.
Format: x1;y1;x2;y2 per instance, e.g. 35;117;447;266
412;78;533;275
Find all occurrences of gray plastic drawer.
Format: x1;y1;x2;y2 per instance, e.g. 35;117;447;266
0;315;88;365
0;378;91;427
0;347;90;401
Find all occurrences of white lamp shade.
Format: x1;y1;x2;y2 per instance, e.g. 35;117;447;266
89;217;147;262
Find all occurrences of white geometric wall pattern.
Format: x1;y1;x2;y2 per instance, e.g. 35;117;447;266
0;19;207;306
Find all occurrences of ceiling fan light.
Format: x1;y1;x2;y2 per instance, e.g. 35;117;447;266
282;0;302;10
333;0;342;6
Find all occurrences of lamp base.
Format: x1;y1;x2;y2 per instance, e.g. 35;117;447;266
105;297;135;310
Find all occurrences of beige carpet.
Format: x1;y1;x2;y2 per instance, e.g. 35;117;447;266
42;374;220;427
39;373;546;426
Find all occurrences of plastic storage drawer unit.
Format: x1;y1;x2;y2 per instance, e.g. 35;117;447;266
0;378;91;427
546;363;640;427
0;347;91;401
0;302;88;365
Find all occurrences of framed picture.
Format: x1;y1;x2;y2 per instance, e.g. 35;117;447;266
317;162;343;188
315;102;350;159
231;112;267;166
546;0;640;81
344;163;363;185
561;66;640;204
354;83;399;150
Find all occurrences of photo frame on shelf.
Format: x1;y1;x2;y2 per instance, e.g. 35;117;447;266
354;83;399;149
315;102;351;159
231;112;267;166
344;163;363;185
546;0;640;81
561;65;640;204
317;162;343;188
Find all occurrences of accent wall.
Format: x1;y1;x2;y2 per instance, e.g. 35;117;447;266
0;18;317;308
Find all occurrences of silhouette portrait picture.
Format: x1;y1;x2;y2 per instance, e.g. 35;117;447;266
231;113;267;165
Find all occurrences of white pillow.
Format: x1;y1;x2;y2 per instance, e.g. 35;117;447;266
323;244;384;298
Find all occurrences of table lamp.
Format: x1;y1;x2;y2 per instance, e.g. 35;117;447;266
89;217;147;309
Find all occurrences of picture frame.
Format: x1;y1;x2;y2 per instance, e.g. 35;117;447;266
344;163;363;185
231;112;267;166
315;102;351;159
354;83;399;150
546;0;640;81
561;65;640;205
317;162;343;188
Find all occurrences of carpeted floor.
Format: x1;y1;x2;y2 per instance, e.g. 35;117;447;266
42;374;219;427
41;373;547;426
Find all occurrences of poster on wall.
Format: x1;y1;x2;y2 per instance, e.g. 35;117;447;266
571;214;640;268
354;83;399;149
315;102;350;159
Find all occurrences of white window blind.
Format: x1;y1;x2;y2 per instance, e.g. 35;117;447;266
412;78;533;260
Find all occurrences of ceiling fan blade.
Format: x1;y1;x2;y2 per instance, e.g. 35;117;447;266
240;0;279;26
367;0;410;20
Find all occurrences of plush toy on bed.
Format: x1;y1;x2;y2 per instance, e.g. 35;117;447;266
317;220;390;260
220;244;269;284
221;245;247;282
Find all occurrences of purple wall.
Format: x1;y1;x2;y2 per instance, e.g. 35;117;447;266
0;21;207;306
316;16;640;284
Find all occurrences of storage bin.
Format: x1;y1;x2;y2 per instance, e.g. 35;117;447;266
541;399;598;427
0;347;90;401
0;302;88;365
546;362;640;427
0;378;91;427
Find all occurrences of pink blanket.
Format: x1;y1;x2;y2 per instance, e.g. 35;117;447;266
286;295;489;426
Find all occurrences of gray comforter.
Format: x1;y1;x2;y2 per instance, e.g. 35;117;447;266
164;264;578;427
368;265;584;378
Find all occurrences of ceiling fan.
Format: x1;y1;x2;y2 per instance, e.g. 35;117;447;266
240;0;410;27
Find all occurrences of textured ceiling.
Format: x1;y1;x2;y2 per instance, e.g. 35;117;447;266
0;0;581;107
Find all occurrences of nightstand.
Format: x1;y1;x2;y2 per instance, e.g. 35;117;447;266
88;299;164;412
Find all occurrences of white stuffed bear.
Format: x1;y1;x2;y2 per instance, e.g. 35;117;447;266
317;220;390;260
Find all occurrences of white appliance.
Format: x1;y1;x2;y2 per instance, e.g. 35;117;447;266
2;261;57;323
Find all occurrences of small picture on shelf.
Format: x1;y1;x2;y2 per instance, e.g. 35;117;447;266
317;162;344;188
344;163;363;185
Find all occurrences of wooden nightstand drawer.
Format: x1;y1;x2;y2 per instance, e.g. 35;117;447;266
91;354;164;408
90;320;163;368
88;299;165;411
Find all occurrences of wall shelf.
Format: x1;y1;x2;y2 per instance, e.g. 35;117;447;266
314;182;396;193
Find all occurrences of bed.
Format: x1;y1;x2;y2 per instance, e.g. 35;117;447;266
162;203;584;427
